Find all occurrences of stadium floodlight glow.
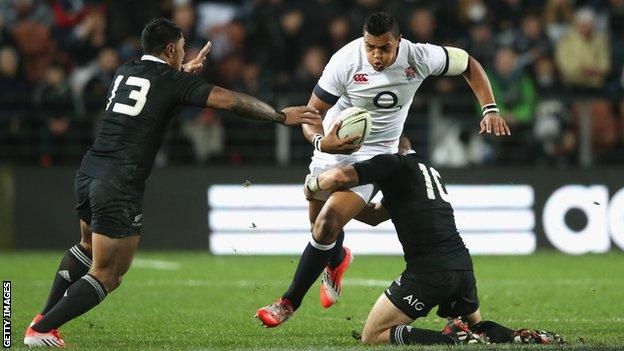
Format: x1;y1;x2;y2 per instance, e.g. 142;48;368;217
208;184;536;255
543;185;610;254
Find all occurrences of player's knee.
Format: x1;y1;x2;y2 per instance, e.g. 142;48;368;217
103;275;123;292
360;329;380;345
313;215;340;244
313;210;343;241
91;270;123;293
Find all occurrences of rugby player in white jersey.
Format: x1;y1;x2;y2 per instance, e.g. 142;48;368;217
256;12;511;327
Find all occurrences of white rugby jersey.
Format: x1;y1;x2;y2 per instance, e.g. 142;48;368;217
313;37;449;156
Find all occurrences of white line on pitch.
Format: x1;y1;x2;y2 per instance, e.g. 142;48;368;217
132;258;181;270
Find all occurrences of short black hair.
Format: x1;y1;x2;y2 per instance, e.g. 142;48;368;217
363;12;400;38
141;18;183;55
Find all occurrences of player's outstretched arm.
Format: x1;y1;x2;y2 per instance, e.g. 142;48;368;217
461;56;511;136
305;165;390;226
303;166;359;200
206;86;321;125
316;166;360;192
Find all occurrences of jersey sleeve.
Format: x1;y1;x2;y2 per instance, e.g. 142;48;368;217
172;71;214;107
352;153;403;185
408;43;449;77
313;52;348;105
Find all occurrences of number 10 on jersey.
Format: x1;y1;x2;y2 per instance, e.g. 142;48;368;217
418;163;450;202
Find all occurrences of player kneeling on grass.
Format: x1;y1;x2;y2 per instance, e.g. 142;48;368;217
304;135;564;346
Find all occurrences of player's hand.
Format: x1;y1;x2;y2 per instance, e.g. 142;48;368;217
479;112;511;136
320;119;361;154
281;106;321;126
182;41;211;74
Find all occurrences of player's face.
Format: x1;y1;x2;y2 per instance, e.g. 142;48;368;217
364;32;401;71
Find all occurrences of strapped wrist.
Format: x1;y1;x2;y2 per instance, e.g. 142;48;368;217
481;103;499;117
312;133;323;152
306;175;320;192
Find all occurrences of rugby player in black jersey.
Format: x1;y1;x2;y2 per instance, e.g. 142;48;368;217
23;18;325;347
302;136;564;346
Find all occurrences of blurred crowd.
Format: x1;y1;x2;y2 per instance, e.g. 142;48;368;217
1;0;624;167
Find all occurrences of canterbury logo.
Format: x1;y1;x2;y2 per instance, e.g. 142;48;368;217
353;73;369;84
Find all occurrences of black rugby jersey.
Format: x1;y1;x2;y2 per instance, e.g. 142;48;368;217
79;56;213;193
353;152;473;272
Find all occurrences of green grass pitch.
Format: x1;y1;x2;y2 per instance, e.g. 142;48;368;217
1;251;623;350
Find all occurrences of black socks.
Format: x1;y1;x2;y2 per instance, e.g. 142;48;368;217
327;230;345;269
42;244;92;314
390;325;456;345
282;238;335;309
33;274;107;333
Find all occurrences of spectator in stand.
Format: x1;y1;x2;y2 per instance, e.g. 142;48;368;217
555;8;610;92
323;15;352;55
532;56;577;166
543;0;574;42
173;2;198;47
488;47;536;164
407;7;437;43
180;107;225;164
179;46;224;164
0;0;52;28
606;0;624;98
0;46;31;160
457;0;490;29
8;1;55;82
0;17;16;47
555;7;616;160
290;46;327;94
49;0;90;50
514;13;554;69
272;7;307;86
34;64;77;166
69;5;108;65
491;0;525;46
466;21;496;68
82;48;119;115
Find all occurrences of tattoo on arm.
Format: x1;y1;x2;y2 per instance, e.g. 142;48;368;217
231;91;285;124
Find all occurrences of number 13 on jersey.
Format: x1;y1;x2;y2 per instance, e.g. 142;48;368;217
106;75;151;116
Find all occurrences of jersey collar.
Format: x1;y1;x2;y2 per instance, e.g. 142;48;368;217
141;55;166;64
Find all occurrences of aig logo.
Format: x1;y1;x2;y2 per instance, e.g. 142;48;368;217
402;294;425;311
543;185;624;254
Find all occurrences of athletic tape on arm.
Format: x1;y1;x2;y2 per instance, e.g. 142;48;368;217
444;47;469;76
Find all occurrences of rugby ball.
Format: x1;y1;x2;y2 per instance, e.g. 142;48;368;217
336;107;372;145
